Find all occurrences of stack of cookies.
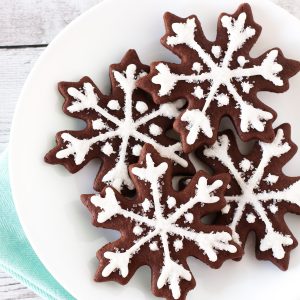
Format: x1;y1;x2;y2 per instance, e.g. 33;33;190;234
45;4;300;300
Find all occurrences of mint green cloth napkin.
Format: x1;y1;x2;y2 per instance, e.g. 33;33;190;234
0;150;75;300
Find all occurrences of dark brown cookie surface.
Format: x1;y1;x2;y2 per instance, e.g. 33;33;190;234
82;144;242;300
45;50;194;194
197;123;300;270
138;4;300;152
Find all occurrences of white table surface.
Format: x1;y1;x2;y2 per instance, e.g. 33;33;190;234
0;0;299;299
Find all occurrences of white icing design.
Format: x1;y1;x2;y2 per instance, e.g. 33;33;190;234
152;12;284;145
167;196;176;209
260;232;293;260
239;158;253;172
269;204;278;214
222;204;231;214
142;198;151;212
264;173;279;185
181;110;213;141
174;239;183;251
215;94;230;107
149;124;163;136
133;225;143;236
246;213;256;223
193;86;204;99
211;45;222;58
101;142;114;156
90;154;237;299
204;129;300;259
92;119;106;130
56;64;188;192
67;83;99;112
237;56;249;67
135;101;148;114
241;81;253;94
107;99;120;110
184;213;194;223
149;241;159;251
132;144;142;156
192;62;202;73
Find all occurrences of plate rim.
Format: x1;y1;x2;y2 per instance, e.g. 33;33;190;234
8;0;300;299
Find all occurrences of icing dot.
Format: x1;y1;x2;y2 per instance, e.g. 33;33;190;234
193;86;204;99
135;101;148;114
149;241;159;251
239;158;253;172
142;198;151;212
246;213;256;223
222;204;230;214
227;184;231;190
192;62;202;73
184;213;194;223
167;197;176;209
269;204;278;214
211;45;222;58
132;144;142;156
149;124;163;136
101;142;114;156
215;94;229;107
173;239;183;252
241;81;253;94
92;119;106;130
237;56;249;67
107;100;120;110
264;174;279;185
133;225;143;236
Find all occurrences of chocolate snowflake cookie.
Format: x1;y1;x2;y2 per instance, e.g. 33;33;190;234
82;144;242;300
138;4;300;152
197;124;300;270
45;50;194;194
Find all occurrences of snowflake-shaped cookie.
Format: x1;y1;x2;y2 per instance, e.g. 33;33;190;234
82;144;242;300
45;50;194;194
198;124;300;270
138;4;300;152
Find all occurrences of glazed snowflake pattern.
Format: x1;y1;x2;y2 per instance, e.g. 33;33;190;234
45;50;192;193
82;145;240;300
202;124;300;269
138;4;300;151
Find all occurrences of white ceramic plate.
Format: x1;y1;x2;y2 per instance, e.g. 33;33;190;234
9;0;300;299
